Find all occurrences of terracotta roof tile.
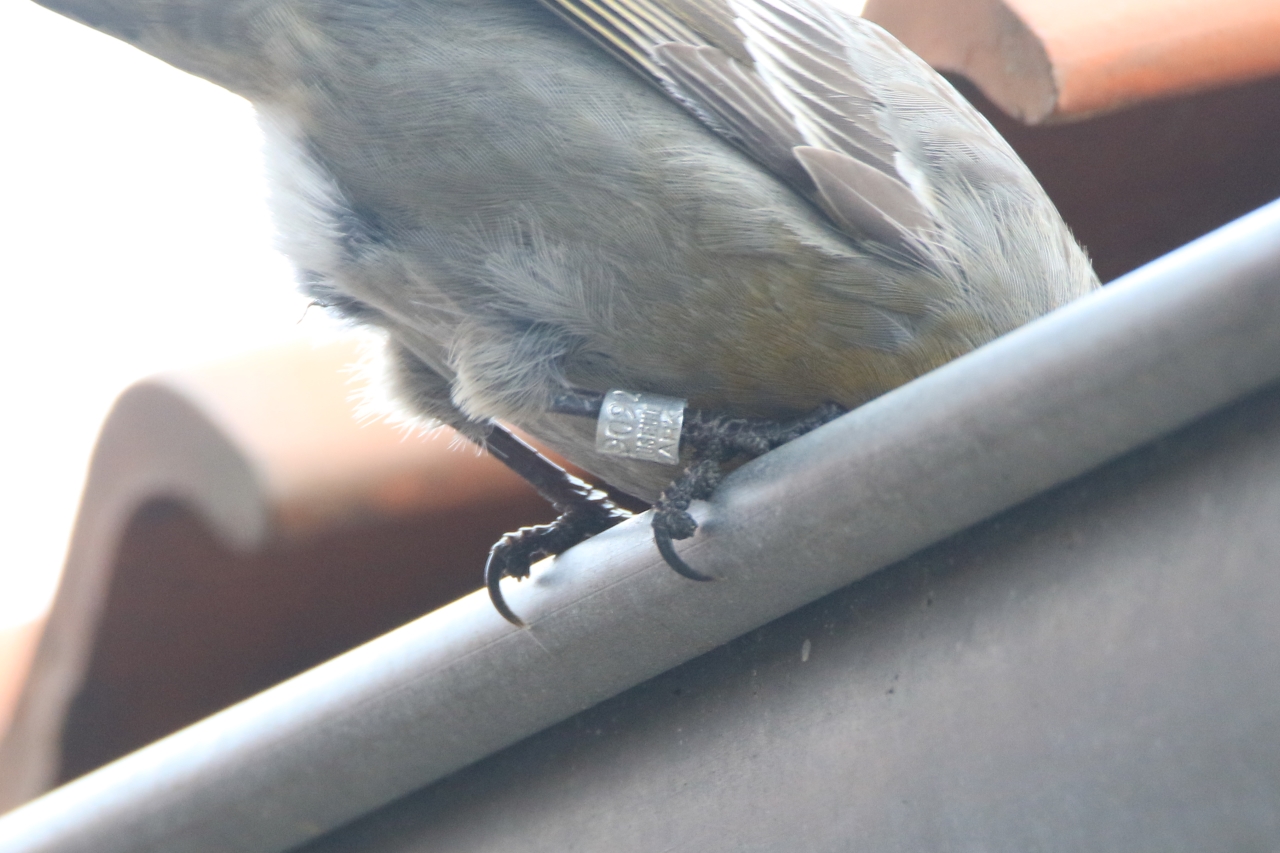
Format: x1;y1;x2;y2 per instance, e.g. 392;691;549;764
863;0;1280;122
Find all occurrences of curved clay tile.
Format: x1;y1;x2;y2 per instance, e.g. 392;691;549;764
862;0;1280;123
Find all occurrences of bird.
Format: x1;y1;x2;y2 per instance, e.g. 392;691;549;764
30;0;1099;623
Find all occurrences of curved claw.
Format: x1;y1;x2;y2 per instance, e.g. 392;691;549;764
485;548;526;627
654;526;715;582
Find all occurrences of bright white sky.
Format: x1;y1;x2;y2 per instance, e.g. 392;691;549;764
0;2;333;628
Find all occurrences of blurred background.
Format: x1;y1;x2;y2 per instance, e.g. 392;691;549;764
0;2;359;737
0;2;329;635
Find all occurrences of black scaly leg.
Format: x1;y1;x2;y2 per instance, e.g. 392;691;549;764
484;398;845;624
483;424;631;625
651;456;724;581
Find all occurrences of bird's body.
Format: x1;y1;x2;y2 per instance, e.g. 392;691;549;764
258;0;891;499
33;0;1098;508
155;0;1087;502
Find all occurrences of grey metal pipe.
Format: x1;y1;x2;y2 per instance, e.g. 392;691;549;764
3;198;1280;853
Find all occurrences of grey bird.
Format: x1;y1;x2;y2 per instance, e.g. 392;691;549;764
29;0;1099;622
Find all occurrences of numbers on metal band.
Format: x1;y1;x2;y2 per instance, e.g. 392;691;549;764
595;389;686;465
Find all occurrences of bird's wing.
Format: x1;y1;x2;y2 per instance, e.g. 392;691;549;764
533;0;1011;254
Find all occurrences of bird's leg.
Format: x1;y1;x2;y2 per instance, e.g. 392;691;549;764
487;394;846;623
650;401;846;579
482;424;631;625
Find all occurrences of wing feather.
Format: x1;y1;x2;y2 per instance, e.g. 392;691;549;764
793;146;932;244
653;43;811;187
535;0;955;253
